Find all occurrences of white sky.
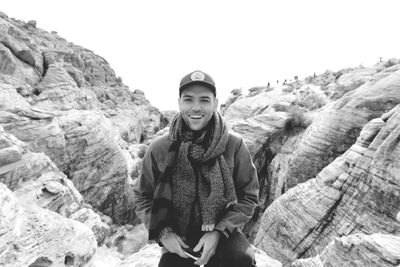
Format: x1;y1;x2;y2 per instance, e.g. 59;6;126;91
2;0;400;111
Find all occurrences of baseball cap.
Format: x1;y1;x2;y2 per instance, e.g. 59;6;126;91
179;70;216;96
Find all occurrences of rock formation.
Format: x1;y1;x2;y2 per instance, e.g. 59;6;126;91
220;88;243;114
0;125;104;265
0;12;163;225
0;11;163;266
0;183;97;266
224;62;400;242
0;122;108;237
292;234;400;267
254;105;400;265
1;10;400;267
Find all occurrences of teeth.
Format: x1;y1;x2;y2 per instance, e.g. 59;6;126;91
189;115;202;119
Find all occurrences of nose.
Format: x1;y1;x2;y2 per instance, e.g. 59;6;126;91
191;100;201;112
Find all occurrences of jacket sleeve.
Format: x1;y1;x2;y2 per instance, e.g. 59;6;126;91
214;136;259;238
132;142;160;230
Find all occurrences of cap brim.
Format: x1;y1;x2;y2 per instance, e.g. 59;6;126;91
179;81;216;94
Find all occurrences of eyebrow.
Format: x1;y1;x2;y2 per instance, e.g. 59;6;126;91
181;95;193;98
181;94;212;100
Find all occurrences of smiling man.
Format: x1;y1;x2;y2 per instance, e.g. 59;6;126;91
133;70;259;267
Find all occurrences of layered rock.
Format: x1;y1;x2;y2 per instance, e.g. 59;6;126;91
220;88;243;114
0;182;97;266
0;14;163;224
254;105;400;264
292;234;400;267
280;67;400;196
224;63;400;241
0;125;81;216
224;86;297;122
0;125;109;244
2;10;400;267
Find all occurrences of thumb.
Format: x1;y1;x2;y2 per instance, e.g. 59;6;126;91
177;236;189;248
193;238;204;252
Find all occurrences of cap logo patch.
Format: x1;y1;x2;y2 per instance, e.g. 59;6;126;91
191;71;205;81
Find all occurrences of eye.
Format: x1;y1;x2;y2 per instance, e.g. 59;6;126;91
201;99;210;103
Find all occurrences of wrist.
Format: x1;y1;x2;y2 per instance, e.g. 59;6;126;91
213;229;222;239
214;228;229;239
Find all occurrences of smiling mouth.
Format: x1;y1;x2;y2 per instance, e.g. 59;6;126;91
189;115;203;119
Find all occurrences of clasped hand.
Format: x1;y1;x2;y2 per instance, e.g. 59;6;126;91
160;230;221;265
159;231;190;259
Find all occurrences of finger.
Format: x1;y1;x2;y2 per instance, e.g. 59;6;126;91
197;247;216;266
177;236;189;248
193;238;204;252
194;251;211;266
179;249;189;259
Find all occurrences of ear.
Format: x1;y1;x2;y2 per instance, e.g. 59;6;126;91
213;97;219;111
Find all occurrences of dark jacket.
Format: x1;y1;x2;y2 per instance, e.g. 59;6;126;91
133;131;259;238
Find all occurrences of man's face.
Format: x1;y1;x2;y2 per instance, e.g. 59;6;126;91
178;84;218;131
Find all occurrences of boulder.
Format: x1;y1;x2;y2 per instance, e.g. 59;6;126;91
70;207;110;245
27;20;37;28
0;182;97;266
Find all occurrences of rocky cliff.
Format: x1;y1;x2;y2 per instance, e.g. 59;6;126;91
0;12;163;226
253;105;400;265
1;10;400;267
0;11;165;266
221;62;400;265
224;61;400;242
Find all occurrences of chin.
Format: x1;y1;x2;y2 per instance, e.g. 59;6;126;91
188;124;205;131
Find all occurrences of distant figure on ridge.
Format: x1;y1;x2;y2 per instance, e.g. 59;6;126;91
133;70;259;267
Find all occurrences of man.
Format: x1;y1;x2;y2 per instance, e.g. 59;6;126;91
133;70;259;267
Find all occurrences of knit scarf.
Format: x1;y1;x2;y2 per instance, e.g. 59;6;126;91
148;112;237;241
